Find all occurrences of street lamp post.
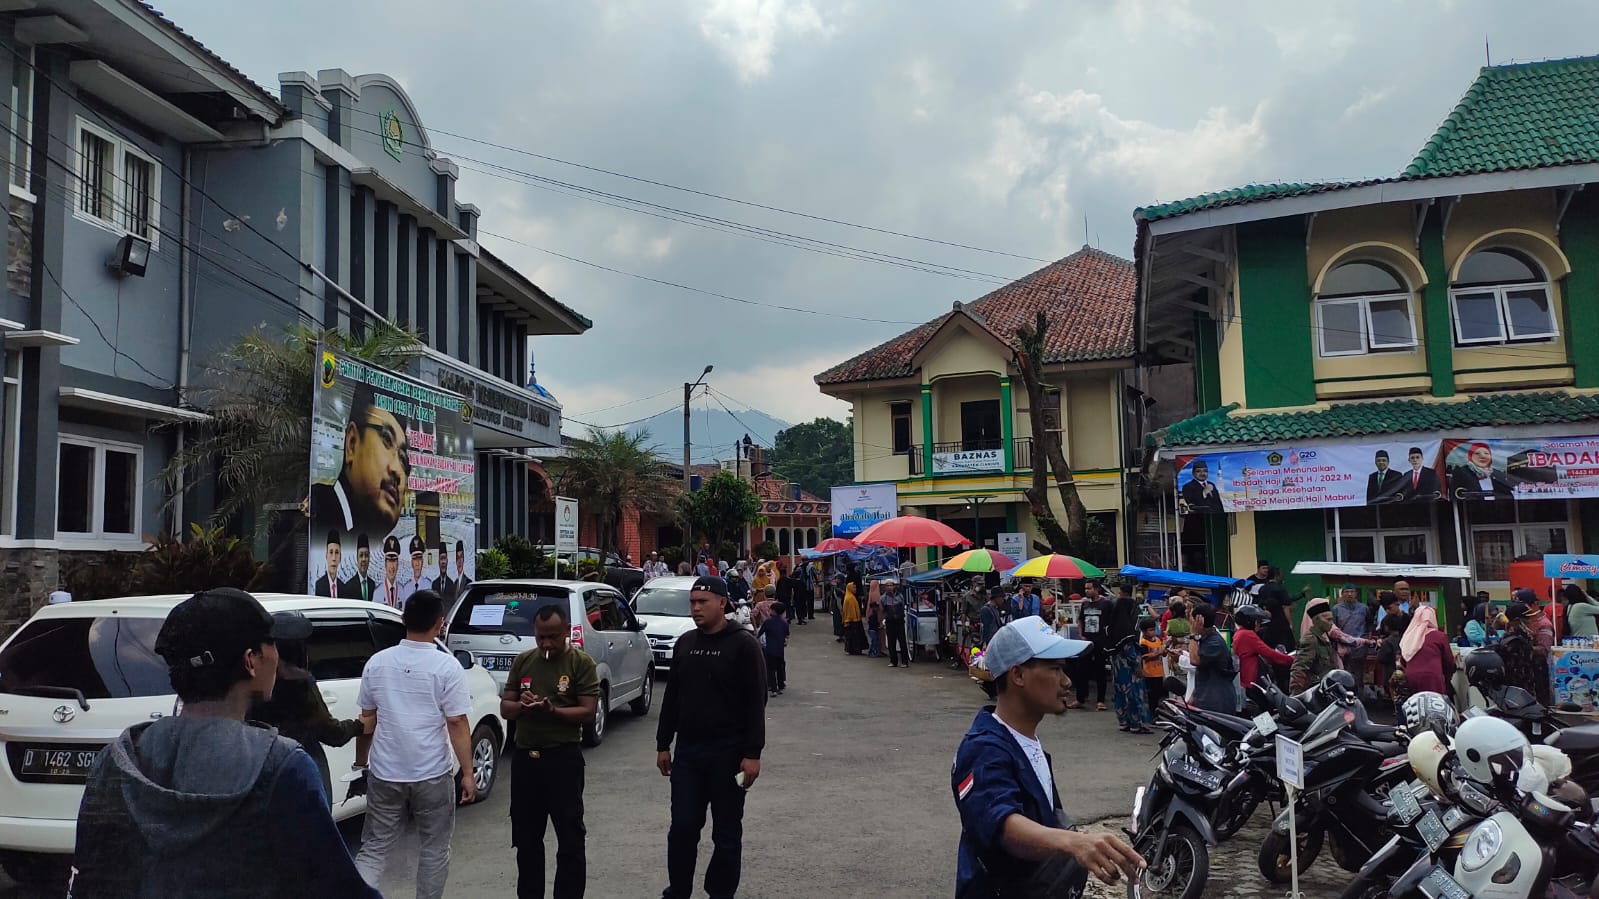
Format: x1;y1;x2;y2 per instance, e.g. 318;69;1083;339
957;494;993;549
683;365;713;564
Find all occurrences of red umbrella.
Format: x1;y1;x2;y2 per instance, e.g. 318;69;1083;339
855;515;971;548
813;537;859;553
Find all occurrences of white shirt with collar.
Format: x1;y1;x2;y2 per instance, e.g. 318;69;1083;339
357;639;471;783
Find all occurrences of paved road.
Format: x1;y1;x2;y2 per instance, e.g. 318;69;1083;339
1;618;1348;898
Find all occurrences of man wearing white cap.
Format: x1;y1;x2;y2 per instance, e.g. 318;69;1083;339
951;617;1144;896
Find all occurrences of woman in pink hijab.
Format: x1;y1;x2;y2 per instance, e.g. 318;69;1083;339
1399;604;1455;696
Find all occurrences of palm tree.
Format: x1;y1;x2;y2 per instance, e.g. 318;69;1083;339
163;322;423;525
557;428;677;562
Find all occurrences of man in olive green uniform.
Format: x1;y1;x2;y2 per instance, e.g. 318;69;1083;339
501;604;601;899
1290;597;1336;693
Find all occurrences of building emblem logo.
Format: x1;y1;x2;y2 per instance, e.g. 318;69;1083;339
320;351;337;389
380;109;404;161
460;401;473;424
1267;451;1284;466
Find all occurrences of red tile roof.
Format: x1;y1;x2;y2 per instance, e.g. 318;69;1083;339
814;246;1135;386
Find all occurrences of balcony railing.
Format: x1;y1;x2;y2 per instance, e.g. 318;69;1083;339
907;437;1033;476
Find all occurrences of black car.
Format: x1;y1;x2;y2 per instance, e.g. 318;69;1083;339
534;545;646;597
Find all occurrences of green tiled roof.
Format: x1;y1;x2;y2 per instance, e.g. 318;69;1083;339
1405;55;1599;179
1136;55;1599;225
1150;391;1599;449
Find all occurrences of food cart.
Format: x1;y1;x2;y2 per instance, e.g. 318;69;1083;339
904;567;958;661
1117;565;1246;612
1288;561;1470;630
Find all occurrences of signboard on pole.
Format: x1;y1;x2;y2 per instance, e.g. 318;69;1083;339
555;497;579;553
1275;734;1304;790
1544;553;1599;578
997;532;1027;562
308;348;474;607
831;484;897;537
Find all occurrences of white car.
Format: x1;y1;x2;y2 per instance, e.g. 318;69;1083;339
631;576;752;675
0;594;507;884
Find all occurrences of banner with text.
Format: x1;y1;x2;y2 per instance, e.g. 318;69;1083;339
931;447;1004;475
555;496;579;553
831;483;898;537
308;348;475;607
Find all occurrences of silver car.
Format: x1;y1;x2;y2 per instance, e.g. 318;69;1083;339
444;580;654;746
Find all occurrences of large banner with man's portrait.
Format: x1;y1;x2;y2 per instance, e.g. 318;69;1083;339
1174;433;1599;514
308;348;476;607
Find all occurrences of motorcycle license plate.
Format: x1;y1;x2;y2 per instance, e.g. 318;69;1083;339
1252;712;1277;737
1416;811;1449;853
1174;758;1221;791
1390;786;1423;825
1418;865;1471;899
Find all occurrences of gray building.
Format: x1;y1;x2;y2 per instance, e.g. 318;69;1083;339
0;3;586;626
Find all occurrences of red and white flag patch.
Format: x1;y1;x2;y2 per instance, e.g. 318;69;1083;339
957;772;975;800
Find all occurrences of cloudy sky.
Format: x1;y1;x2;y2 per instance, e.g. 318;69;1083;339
161;0;1599;432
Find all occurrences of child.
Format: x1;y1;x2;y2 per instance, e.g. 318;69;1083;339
759;601;790;695
1140;618;1167;707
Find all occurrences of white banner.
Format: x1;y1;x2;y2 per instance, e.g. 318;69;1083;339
932;447;1003;475
831;484;898;537
555;496;579;553
997;532;1027;561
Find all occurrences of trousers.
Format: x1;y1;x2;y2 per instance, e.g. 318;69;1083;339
662;740;748;899
885;618;909;665
512;744;586;899
765;654;786;692
354;772;456;899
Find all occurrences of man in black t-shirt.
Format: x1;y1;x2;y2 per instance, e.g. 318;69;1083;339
1074;583;1115;710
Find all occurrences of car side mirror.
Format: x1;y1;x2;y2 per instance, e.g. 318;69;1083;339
630;620;645;632
453;650;474;670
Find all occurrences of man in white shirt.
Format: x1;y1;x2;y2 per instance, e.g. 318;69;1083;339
353;590;475;898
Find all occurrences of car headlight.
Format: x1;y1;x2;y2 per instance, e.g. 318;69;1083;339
1132;785;1146;824
1460;819;1503;872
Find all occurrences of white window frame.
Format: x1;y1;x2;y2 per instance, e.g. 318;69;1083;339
1449;282;1558;345
70;118;161;250
1;352;19;537
1314;292;1418;357
55;435;143;543
1467;504;1573;587
9;42;32;197
1329;528;1436;565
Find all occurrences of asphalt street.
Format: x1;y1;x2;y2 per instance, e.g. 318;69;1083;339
0;618;1165;898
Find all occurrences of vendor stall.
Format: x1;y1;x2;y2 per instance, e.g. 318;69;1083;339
905;567;957;660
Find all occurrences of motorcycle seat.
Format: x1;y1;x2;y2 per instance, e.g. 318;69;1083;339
1548;723;1599;752
1351;719;1397;743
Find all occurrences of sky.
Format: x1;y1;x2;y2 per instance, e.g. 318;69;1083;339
158;0;1599;433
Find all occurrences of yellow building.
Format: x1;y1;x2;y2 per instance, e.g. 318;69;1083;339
814;247;1135;568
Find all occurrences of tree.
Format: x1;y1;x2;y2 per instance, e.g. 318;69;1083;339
679;471;762;550
1014;310;1088;555
768;417;853;498
163;322;423;525
556;427;677;562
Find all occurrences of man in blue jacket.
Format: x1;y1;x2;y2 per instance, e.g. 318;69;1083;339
952;616;1144;897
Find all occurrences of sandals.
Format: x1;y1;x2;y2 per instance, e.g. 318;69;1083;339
1096;703;1107;711
1130;727;1154;735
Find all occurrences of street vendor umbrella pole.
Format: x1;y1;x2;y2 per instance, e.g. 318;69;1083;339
855;515;971;549
941;549;1018;573
1011;554;1105;580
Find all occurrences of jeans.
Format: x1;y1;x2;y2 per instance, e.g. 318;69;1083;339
885;618;909;665
765;654;786;692
663;740;748;899
512;744;586;899
354;772;456;899
867;624;882;657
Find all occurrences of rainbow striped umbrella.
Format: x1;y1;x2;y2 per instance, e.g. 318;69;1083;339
1010;554;1104;579
940;549;1018;573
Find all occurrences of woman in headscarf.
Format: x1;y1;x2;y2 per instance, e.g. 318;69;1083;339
1463;603;1489;647
1397;604;1455;696
752;560;775;594
841;581;865;655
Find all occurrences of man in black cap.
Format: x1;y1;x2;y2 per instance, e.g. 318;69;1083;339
432;539;455;599
656;576;767;899
70;590;377;898
341;533;376;603
379;534;403;609
314;529;343;598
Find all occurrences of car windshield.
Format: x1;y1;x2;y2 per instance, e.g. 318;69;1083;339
0;617;171;699
449;586;569;638
631;586;692;617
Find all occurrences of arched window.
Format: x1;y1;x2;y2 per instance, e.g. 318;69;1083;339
778;529;791;555
764;528;776;546
807;528;819;548
1451;248;1556;344
1314;260;1416;357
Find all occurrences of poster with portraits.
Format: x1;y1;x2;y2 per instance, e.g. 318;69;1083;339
308;348;476;607
1174;433;1599;514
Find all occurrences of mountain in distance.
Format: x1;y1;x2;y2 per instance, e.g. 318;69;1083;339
566;407;793;464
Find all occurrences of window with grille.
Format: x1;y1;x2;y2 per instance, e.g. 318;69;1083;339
72;119;160;248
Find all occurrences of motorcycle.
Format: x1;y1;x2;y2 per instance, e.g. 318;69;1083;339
1126;700;1226;899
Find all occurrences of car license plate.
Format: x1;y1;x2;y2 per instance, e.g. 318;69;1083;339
1417;811;1449;853
13;744;102;783
1418;865;1470;899
1390;786;1423;824
1252;712;1277;737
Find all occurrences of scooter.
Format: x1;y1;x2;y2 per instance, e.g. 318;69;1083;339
1127;701;1225;899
